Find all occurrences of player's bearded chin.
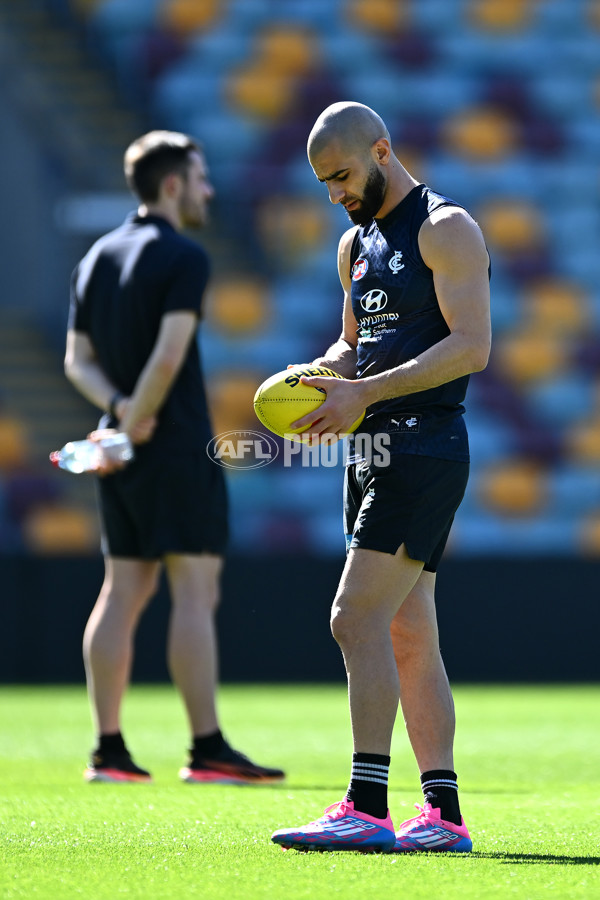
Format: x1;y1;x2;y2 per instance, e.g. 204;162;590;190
346;165;387;226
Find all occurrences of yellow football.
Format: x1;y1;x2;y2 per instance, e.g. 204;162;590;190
253;364;365;441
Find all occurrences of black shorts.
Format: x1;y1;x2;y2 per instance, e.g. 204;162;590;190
343;453;469;572
97;444;228;559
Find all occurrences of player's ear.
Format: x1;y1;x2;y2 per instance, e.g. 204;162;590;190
372;139;390;166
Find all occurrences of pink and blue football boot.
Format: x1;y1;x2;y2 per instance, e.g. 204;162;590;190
392;802;472;853
271;799;396;852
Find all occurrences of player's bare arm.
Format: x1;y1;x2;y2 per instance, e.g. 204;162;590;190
363;208;491;402
310;227;359;378
118;310;199;435
295;209;490;436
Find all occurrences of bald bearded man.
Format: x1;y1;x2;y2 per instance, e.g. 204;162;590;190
271;103;491;854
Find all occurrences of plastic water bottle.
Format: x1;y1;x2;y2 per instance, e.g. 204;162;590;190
49;433;134;474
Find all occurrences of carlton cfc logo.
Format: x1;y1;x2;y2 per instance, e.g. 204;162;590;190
352;258;368;281
360;289;388;312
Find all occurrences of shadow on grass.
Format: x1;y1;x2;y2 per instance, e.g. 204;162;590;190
472;852;600;866
282;784;533;794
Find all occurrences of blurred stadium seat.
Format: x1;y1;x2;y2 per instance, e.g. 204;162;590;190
0;417;31;472
225;25;319;120
467;0;536;32
523;279;590;336
565;416;600;465
256;195;328;268
345;0;410;32
159;0;224;36
22;503;99;554
206;277;271;336
441;105;519;161
477;198;545;254
208;371;265;435
495;329;568;385
477;458;548;516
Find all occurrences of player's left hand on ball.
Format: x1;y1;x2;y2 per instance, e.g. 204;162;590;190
291;376;364;444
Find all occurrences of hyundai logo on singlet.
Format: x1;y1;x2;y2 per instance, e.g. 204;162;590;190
360;289;388;312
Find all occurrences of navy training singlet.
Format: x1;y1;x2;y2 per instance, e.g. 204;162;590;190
348;184;478;462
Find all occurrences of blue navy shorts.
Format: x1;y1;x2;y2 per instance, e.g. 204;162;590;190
343;453;469;572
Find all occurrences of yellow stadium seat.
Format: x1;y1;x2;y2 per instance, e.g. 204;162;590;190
346;0;411;33
256;25;318;77
0;417;30;471
225;64;296;119
476;198;544;252
23;503;99;554
495;329;568;384
207;278;270;335
208;372;264;434
467;0;536;31
256;195;328;266
160;0;224;36
442;106;519;161
478;459;547;515
523;278;590;336
225;26;318;119
564;417;600;464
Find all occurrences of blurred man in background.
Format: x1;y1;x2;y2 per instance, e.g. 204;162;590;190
65;130;284;786
272;102;490;853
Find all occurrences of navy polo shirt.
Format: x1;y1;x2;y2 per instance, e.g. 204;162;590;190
69;213;213;448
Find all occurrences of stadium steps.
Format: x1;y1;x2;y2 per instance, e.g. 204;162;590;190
0;0;248;274
0;0;145;190
0;0;250;276
0;308;98;512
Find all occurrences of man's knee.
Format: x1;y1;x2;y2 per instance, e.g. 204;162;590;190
330;600;352;648
101;572;159;612
166;554;222;612
330;591;385;649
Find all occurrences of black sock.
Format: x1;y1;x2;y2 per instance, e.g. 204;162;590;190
420;769;462;826
192;729;226;759
346;752;390;820
98;732;126;754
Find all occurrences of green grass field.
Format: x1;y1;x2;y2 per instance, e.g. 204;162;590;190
1;684;599;900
